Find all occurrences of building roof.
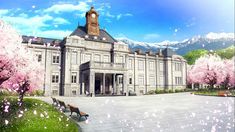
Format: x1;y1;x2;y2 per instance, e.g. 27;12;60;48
162;48;176;57
22;35;62;46
70;26;117;44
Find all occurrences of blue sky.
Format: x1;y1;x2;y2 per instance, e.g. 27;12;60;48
0;0;234;42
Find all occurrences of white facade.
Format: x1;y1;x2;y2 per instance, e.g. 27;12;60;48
21;7;187;97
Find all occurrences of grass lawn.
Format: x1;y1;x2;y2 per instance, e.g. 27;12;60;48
0;96;78;132
193;89;235;97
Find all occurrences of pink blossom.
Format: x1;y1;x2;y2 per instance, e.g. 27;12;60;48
187;54;227;88
0;20;44;103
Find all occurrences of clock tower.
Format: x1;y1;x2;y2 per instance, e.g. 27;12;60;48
85;6;100;36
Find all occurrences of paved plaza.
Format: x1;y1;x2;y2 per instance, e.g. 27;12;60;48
37;93;235;132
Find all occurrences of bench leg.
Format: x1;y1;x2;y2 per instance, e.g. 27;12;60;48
70;112;73;116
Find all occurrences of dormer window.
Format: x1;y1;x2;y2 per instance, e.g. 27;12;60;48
85;35;89;38
102;37;106;41
94;36;97;39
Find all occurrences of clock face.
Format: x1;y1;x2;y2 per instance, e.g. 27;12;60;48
91;13;96;18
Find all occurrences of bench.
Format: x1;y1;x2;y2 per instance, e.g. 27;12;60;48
57;100;68;111
68;104;89;120
51;97;58;106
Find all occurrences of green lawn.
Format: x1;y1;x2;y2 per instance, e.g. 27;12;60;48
0;96;78;132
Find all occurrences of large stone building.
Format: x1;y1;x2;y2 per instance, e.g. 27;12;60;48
22;7;187;97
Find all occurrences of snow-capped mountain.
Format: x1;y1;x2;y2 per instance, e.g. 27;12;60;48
117;32;234;55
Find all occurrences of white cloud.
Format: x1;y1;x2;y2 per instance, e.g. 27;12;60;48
18;13;28;17
1;8;72;38
2;15;53;31
205;32;234;39
0;9;9;16
43;2;89;14
105;12;115;18
53;18;70;25
143;33;160;40
117;13;133;20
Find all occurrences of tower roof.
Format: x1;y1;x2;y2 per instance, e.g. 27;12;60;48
70;26;117;44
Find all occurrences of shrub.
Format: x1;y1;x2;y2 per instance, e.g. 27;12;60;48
155;89;164;94
164;89;169;93
29;90;44;96
147;90;155;95
168;89;174;93
0;90;18;96
175;89;180;93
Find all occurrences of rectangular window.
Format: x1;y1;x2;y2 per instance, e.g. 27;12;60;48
149;76;155;86
159;62;164;71
94;54;101;62
35;52;42;62
116;56;123;63
149;61;154;71
84;54;91;63
138;76;144;85
138;60;144;70
129;78;132;84
175;77;182;85
71;72;77;83
175;63;182;71
103;55;109;62
52;53;60;64
71;52;77;64
52;73;59;83
160;76;165;85
119;77;123;84
120;56;123;63
128;59;133;69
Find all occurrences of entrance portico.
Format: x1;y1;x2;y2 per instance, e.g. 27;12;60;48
80;61;128;97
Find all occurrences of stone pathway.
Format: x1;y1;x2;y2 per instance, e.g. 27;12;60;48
36;93;235;132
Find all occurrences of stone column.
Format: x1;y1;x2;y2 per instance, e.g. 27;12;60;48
81;73;85;95
113;74;116;94
102;73;106;94
89;71;95;97
123;73;128;96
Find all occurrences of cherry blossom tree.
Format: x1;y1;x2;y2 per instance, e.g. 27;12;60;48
223;57;235;88
0;20;44;105
0;20;22;85
187;54;227;89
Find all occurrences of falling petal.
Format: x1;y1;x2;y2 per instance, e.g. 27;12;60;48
18;114;23;118
85;119;89;124
40;113;44;118
5;120;9;125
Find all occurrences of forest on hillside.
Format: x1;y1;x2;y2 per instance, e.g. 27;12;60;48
183;45;235;65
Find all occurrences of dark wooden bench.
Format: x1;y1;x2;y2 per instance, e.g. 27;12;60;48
57;100;68;111
68;104;89;120
51;97;58;106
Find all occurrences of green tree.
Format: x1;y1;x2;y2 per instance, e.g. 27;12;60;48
183;49;208;65
215;45;235;59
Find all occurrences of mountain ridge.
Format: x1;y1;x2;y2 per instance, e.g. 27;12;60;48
117;32;234;55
